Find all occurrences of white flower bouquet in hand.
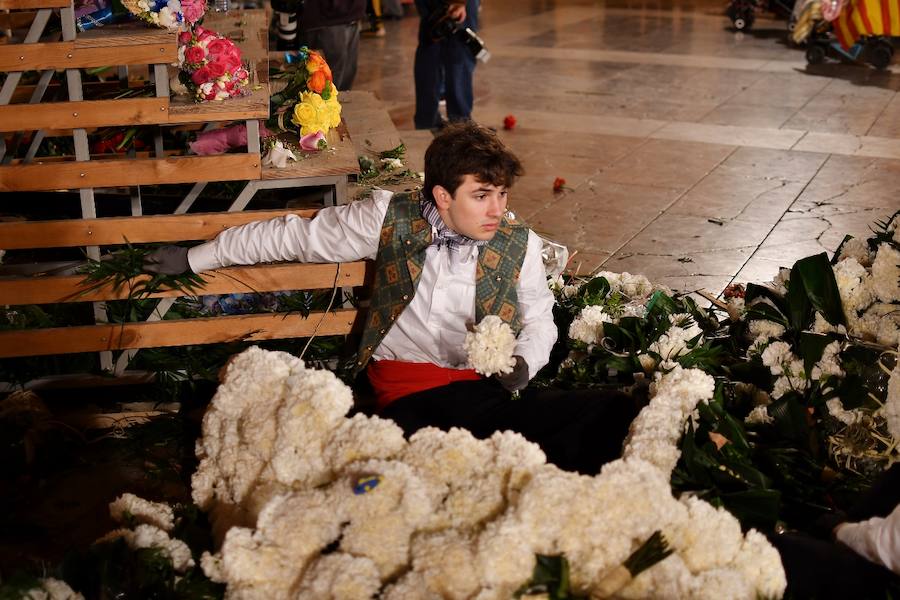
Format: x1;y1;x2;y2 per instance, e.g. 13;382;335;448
464;315;517;376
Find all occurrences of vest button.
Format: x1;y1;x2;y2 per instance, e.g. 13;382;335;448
405;240;412;245
379;329;386;334
366;346;373;351
357;360;364;365
402;294;409;300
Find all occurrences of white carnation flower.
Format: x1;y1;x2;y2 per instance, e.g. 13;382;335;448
464;315;517;376
760;341;793;375
381;158;404;170
97;524;195;572
562;284;579;298
812;311;847;335
744;405;773;426
810;341;844;381
871;243;900;303
826;398;863;425
838;237;873;267
850;303;900;347
772;268;791;294
748;319;785;342
22;578;83;600
109;493;174;531
833;257;875;319
649;313;703;368
568;305;612;346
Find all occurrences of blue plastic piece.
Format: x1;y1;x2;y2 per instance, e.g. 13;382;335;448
353;475;382;495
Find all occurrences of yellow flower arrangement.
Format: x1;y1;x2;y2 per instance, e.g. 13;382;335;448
270;47;342;151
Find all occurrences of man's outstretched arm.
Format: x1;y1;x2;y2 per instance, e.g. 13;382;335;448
147;193;390;275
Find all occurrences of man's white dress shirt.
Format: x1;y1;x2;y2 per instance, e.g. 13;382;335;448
837;504;900;574
188;192;557;378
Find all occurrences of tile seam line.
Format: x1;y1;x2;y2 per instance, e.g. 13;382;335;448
862;91;896;137
722;153;834;296
592;145;742;275
494;45;801;74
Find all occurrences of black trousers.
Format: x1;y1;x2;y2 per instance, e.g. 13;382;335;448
380;379;639;475
769;532;900;599
769;463;900;598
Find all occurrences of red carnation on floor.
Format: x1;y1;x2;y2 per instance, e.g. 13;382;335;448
553;177;566;193
723;283;746;299
503;114;516;130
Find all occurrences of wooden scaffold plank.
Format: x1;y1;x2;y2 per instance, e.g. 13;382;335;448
0;98;171;132
0;209;320;249
0;309;363;357
0;153;261;191
0;262;372;305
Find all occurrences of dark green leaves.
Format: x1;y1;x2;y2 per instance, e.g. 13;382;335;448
789;253;846;329
515;555;586;600
623;531;674;577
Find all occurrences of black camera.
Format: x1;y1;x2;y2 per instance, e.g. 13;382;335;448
426;4;491;63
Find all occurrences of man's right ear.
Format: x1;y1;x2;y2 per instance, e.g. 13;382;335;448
432;185;452;210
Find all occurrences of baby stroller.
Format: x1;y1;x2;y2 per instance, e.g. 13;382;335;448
727;0;797;31
794;0;898;68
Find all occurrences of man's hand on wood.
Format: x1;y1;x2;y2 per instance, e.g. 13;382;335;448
144;246;191;275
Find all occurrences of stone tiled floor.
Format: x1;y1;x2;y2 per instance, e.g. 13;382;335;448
355;0;900;295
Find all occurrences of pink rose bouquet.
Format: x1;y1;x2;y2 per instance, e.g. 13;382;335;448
177;27;250;103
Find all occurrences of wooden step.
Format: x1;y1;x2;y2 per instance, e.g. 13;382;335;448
166;82;270;124
0;208;320;249
0;0;70;10
0;31;175;71
0;153;260;191
0;261;371;305
0;308;363;357
0;97;170;132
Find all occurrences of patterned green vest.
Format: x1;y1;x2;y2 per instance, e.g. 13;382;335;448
353;191;530;374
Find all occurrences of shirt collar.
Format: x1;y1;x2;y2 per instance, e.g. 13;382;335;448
419;197;488;253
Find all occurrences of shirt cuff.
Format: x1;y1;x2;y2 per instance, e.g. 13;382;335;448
187;241;219;273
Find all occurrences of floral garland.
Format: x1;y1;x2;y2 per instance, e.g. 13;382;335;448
177;27;250;103
182;347;784;599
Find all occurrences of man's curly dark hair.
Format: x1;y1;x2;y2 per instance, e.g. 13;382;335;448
422;121;524;202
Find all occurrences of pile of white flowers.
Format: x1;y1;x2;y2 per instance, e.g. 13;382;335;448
97;493;195;572
463;315;517;376
758;339;845;402
623;366;715;473
593;271;657;299
21;579;83;600
187;347;784;599
825;228;900;347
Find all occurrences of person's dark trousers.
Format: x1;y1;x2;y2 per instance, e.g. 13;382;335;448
380;379;639;474
846;462;900;522
767;531;900;599
300;22;360;90
413;0;478;129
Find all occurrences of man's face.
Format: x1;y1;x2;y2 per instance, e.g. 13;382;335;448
433;175;508;241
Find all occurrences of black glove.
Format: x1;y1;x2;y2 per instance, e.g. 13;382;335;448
496;355;529;392
813;510;848;540
144;246;191;275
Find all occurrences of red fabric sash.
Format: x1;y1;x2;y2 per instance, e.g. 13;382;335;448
368;360;482;411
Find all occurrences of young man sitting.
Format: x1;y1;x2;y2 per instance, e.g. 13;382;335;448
147;122;637;474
